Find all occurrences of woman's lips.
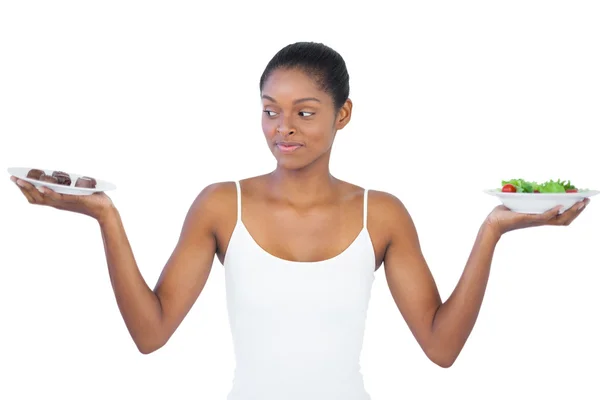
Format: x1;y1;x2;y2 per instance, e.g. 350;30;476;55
276;142;303;153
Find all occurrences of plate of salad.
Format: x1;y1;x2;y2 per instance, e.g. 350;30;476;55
484;179;598;214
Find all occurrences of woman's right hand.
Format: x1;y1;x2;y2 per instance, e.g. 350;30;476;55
10;176;115;221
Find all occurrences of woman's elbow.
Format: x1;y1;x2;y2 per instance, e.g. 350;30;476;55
134;334;167;355
431;356;456;368
425;347;458;368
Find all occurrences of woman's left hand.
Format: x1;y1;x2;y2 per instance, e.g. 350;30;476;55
485;198;590;237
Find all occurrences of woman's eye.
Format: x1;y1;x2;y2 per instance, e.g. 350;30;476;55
263;110;278;117
299;111;314;117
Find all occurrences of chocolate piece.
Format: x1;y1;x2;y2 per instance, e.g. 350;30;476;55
52;171;72;186
26;169;45;180
39;174;58;184
74;176;96;188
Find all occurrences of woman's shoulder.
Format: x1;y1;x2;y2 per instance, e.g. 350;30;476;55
367;188;405;208
364;187;413;228
185;181;238;225
189;176;266;218
195;180;237;203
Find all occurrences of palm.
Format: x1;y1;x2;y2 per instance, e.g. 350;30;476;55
486;201;588;236
53;191;113;215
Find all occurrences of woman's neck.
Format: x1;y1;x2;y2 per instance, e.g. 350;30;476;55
267;162;339;206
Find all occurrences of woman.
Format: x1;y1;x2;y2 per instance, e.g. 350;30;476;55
10;42;589;399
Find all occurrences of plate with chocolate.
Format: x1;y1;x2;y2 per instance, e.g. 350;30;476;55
7;167;116;196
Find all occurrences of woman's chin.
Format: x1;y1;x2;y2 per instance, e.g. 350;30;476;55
276;157;311;171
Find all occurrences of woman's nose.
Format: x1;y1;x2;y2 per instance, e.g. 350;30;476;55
276;117;296;135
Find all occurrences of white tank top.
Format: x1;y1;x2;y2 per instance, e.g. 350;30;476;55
223;181;376;400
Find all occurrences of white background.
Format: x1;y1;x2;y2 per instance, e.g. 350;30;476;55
1;1;599;399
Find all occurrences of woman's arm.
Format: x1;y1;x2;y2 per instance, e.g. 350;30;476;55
377;191;587;368
12;176;234;354
98;183;225;354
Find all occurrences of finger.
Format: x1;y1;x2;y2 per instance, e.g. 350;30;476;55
15;179;46;204
517;206;561;228
15;178;35;190
536;205;562;222
555;199;588;226
564;200;587;216
15;184;35;204
37;186;61;204
39;186;81;208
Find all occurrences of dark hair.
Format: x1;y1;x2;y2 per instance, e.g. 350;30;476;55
259;42;350;111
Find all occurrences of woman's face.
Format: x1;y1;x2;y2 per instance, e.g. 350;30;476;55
261;68;351;170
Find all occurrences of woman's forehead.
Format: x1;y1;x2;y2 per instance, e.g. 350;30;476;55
261;68;328;103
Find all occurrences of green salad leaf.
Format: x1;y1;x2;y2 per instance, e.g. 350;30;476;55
500;179;582;193
539;180;566;193
501;179;536;193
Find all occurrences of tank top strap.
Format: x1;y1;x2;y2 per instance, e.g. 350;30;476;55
235;180;242;222
363;188;369;229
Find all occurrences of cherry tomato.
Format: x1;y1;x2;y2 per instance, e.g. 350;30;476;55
566;189;578;193
502;184;517;193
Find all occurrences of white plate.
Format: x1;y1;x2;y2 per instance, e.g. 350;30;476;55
7;167;116;196
484;189;599;214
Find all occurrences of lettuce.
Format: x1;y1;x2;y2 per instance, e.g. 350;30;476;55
501;179;579;193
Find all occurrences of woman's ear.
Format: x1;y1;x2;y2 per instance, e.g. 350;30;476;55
335;98;353;130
